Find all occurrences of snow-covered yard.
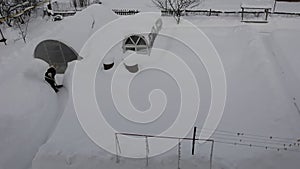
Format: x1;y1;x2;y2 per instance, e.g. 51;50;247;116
1;1;300;169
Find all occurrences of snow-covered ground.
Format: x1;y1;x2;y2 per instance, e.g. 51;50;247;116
1;1;300;169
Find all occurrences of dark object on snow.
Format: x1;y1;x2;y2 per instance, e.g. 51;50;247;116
47;3;52;10
45;66;63;93
113;9;140;16
53;15;63;21
94;0;102;4
0;28;7;45
0;38;7;45
46;3;53;16
103;62;114;70
124;63;139;73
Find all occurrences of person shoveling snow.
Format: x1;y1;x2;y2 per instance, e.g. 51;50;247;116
45;66;63;93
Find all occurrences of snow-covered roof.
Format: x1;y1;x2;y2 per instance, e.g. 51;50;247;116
40;4;118;53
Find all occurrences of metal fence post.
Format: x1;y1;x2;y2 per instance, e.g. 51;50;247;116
209;140;214;169
192;127;197;155
145;136;149;167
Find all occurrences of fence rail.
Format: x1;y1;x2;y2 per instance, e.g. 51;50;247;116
115;132;214;169
117;132;213;141
161;9;300;17
52;10;76;17
112;9;140;15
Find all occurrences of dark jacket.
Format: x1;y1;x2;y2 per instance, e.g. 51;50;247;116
45;67;56;82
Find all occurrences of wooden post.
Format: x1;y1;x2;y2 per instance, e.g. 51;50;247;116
209;140;214;169
115;133;121;163
178;139;181;169
192;127;197;155
265;9;269;21
145;136;149;167
241;7;244;21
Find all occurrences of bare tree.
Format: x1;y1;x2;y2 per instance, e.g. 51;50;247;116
152;0;202;24
0;0;36;44
13;0;35;43
15;15;30;43
0;0;15;27
0;0;36;27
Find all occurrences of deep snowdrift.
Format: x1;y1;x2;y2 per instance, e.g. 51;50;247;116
33;16;300;169
0;1;300;169
0;59;64;169
0;4;118;169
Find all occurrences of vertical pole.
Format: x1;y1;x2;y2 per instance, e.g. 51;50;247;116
209;140;214;169
265;9;269;21
241;7;244;21
115;133;121;163
145;136;149;167
115;134;119;163
192;126;197;155
178;139;181;169
273;0;277;13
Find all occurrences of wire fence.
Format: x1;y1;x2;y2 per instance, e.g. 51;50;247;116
161;9;300;18
196;128;300;153
115;128;300;169
115;132;214;169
